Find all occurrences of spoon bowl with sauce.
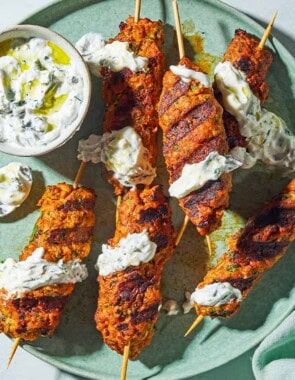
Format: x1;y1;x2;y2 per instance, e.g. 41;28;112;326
0;24;91;156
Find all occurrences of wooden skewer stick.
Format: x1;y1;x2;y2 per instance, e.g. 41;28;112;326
206;235;213;257
119;2;141;379
184;315;204;337
8;158;88;367
116;195;122;224
7;337;21;368
134;0;141;23
171;0;191;248
73;161;87;189
184;12;278;338
175;215;189;246
172;0;185;59
258;10;278;50
172;0;212;255
120;341;131;380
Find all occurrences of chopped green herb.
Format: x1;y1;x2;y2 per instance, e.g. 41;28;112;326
226;263;240;272
29;223;38;241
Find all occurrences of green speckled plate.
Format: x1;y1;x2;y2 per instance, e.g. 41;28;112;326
1;0;295;379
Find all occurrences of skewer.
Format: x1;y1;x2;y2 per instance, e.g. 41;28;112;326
175;215;189;246
116;195;122;224
184;315;204;337
119;2;141;379
172;0;185;59
258;10;278;50
7;159;88;367
172;0;213;254
206;235;213;257
120;341;131;380
134;0;141;23
184;12;278;337
73;161;87;189
7;337;21;368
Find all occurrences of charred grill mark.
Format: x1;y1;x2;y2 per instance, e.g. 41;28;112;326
227;136;238;150
226;277;256;291
115;101;135;119
11;296;68;316
152;235;168;251
47;227;93;245
39;296;69;312
164;100;215;149
117;323;128;331
12;298;38;310
235;57;251;73
130;303;159;325
118;273;157;302
108;69;132;86
119;21;126;31
58;198;96;212
184;135;223;165
223;111;247;150
158;79;190;116
197;213;217;229
138;205;168;224
238;240;289;259
253;208;295;228
197;219;209;227
16;327;27;334
183;180;223;208
168;135;223;182
224;29;273;104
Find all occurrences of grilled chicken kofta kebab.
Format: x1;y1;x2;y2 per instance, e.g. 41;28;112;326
95;16;175;359
215;29;273;152
77;10;175;362
0;183;96;342
95;185;175;359
158;0;241;242
184;13;295;336
190;179;295;321
77;15;164;194
101;16;164;195
158;57;239;237
214;14;295;173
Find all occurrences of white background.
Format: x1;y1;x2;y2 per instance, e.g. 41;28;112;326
0;1;294;379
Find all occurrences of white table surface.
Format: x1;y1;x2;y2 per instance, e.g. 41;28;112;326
0;1;294;379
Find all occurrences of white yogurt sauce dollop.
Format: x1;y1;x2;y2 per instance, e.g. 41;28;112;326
215;61;295;172
169;151;242;199
76;32;148;77
0;37;84;150
0;162;32;217
78;127;156;187
0;247;88;299
96;231;157;276
191;282;242;307
170;65;211;86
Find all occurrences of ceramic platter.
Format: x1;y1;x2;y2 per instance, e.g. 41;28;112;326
1;0;295;379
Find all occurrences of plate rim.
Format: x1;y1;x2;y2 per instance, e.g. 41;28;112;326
9;0;295;379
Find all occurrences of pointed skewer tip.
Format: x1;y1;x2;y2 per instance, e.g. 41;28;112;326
175;215;190;247
7;338;21;369
184;315;204;337
258;10;278;50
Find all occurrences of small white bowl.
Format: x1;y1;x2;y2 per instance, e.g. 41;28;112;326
0;24;91;156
